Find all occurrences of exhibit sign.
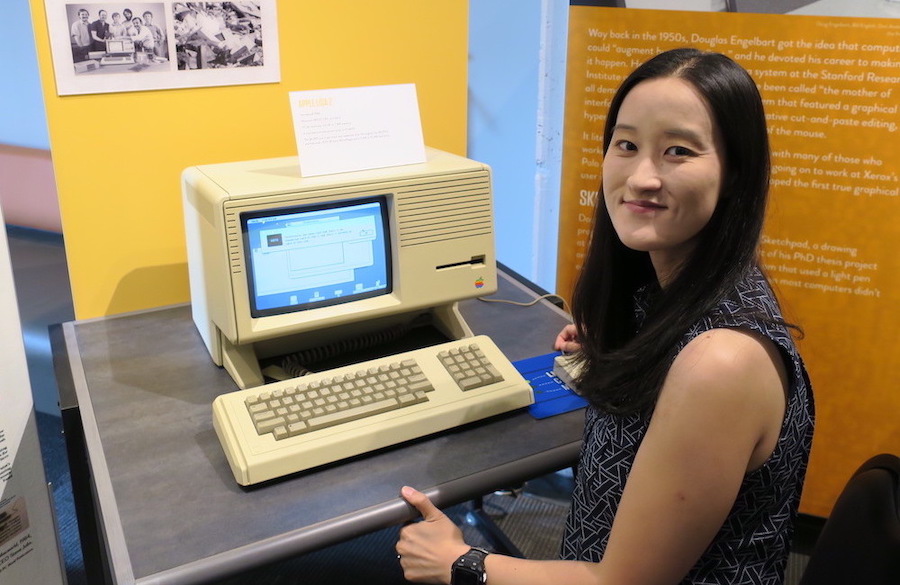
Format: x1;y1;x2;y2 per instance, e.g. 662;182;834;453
558;5;899;517
0;205;65;584
45;1;280;95
290;84;427;177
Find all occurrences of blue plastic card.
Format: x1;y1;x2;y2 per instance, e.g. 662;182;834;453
513;352;588;419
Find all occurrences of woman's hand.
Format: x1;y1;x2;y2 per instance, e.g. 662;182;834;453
396;486;470;584
554;323;581;354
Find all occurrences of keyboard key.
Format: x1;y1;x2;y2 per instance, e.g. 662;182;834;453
306;397;403;431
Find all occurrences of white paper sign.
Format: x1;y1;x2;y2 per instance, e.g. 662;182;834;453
290;84;426;177
0;204;65;585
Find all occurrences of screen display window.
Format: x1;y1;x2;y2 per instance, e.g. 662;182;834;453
242;196;392;317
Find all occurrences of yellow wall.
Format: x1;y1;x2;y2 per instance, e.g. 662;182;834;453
30;1;469;319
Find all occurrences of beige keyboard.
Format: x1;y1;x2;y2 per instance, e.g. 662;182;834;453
100;55;135;65
213;335;534;485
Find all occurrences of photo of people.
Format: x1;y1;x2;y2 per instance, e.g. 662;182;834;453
173;2;264;70
66;3;169;73
48;0;279;95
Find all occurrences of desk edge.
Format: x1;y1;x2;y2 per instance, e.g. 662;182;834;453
137;442;581;585
62;321;137;585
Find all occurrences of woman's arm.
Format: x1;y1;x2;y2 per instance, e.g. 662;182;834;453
593;328;787;584
397;328;787;585
398;486;600;584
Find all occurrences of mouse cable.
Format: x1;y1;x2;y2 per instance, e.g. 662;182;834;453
477;293;570;314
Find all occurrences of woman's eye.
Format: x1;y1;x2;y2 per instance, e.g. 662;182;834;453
665;145;694;157
615;140;637;152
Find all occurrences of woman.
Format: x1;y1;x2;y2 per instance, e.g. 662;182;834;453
396;48;814;585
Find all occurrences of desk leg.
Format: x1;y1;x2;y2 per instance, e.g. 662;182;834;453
52;324;113;585
466;496;525;558
61;405;114;585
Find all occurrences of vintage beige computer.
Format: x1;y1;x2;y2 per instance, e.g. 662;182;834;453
100;38;136;65
182;147;533;484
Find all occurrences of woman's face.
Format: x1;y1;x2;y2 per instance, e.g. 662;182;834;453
602;76;724;283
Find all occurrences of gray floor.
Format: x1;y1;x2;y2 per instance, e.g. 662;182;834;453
10;225;811;584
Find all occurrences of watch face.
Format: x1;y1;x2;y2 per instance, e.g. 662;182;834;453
452;552;486;585
452;548;488;585
452;569;481;585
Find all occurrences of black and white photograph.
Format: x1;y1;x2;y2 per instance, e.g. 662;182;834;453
66;3;169;74
173;2;265;70
46;0;279;95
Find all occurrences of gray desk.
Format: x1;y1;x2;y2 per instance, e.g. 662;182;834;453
53;270;583;585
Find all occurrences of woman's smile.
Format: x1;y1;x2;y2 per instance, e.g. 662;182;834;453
623;199;667;214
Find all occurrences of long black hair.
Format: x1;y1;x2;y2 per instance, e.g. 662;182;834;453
571;48;771;415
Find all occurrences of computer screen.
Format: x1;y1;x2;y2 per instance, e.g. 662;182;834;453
183;148;497;389
106;39;135;53
242;196;392;317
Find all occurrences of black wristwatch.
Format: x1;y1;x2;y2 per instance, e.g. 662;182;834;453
451;546;490;585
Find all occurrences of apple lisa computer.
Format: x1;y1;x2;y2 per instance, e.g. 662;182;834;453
183;147;533;485
100;39;136;65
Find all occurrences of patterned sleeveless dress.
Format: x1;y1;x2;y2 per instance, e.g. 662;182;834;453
560;267;815;585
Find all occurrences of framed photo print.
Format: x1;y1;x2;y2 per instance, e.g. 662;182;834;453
46;1;280;95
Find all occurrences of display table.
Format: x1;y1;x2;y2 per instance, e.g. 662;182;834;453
52;269;584;585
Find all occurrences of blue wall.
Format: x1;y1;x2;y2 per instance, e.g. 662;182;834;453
2;0;49;149
468;0;565;292
468;1;542;286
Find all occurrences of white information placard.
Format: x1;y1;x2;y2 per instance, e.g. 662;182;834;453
290;84;426;177
0;204;65;585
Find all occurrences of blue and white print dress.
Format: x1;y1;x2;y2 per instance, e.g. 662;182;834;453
560;267;815;585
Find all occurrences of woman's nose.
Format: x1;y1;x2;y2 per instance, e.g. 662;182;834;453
626;156;662;191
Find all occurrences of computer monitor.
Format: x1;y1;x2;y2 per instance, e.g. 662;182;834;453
105;39;135;54
242;196;392;318
183;148;498;389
